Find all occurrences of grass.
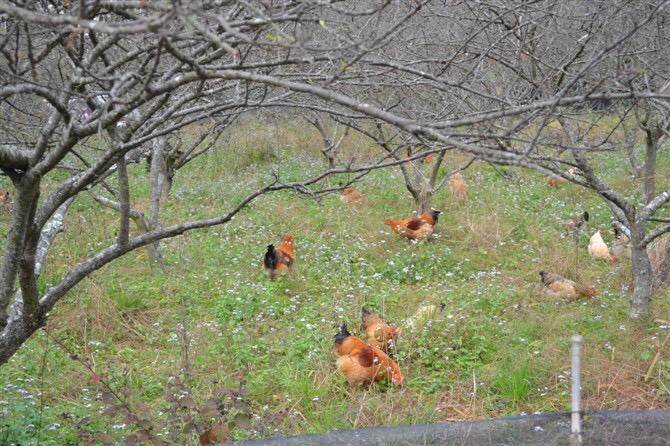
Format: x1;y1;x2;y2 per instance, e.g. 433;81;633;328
0;119;669;444
492;363;534;408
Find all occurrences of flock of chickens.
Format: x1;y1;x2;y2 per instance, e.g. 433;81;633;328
261;172;630;388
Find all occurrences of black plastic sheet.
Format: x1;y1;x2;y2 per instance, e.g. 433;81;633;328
236;409;670;445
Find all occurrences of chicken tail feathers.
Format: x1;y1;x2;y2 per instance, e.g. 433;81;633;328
334;323;351;345
264;244;278;270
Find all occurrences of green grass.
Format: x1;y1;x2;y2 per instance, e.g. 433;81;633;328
492;363;534;408
0;120;669;444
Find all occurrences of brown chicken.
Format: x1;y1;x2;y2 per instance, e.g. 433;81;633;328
423;153;435;165
384;210;441;241
340;187;363;204
334;324;404;387
539;271;597;299
0;191;11;211
562;211;589;234
449;172;468;201
546;175;568;187
360;307;400;352
199;421;230;445
263;234;294;279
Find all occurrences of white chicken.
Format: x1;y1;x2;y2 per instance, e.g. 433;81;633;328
588;230;616;264
404;303;445;332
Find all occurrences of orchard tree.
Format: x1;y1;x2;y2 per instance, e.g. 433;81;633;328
2;0;670;367
0;0;430;363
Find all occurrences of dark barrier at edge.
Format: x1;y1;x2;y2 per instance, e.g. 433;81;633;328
235;409;670;446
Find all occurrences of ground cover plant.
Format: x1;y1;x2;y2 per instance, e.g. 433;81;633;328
3;1;670;444
0;121;668;444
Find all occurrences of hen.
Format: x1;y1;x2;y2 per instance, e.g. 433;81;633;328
0;191;11;211
384;210;441;241
588;230;616;263
360;307;400;352
546;175;568;187
449;172;468;201
263;234;294;279
562;211;589;234
334;324;404;387
340;186;363;204
539;271;597;299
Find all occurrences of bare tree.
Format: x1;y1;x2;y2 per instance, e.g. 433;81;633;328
2;0;670;366
305;114;349;170
0;0;431;363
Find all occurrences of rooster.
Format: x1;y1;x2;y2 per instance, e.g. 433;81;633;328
612;226;631;260
339;186;363;204
263;234;294;279
334;324;404;387
360;307;400;352
539;271;597;299
384;210;441;241
588;230;616;263
449;172;468;201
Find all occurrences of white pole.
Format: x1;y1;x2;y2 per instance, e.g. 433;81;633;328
571;335;583;443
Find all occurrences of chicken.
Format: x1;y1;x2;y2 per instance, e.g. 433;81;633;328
546;175;568;187
360;307;400;351
404;303;445;332
334;324;404;387
0;191;11;211
449;172;468;201
199;421;230;445
588;230;616;263
263;234;294;279
422;153;435;165
612;226;631;260
339;186;363;204
539;271;597;299
384;210;441;241
402;217;435;241
562;211;589;234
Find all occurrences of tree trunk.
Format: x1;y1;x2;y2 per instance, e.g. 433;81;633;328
623;120;641;179
147;137;168;266
0;199;71;364
160;172;172;203
0;315;32;365
643;128;659;203
89;192;164;267
149;137;168;230
630;229;654;319
0;178;38;330
417;182;433;213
